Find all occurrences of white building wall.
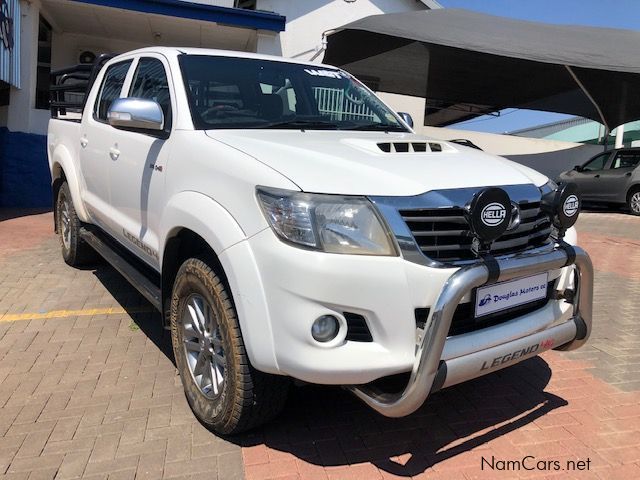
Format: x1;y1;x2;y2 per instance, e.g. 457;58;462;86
256;0;426;61
6;0;40;133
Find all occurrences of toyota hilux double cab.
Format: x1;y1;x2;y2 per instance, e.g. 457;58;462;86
48;47;593;434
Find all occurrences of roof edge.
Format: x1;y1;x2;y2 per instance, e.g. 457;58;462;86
68;0;287;32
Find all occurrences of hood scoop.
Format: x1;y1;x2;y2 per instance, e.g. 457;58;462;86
377;141;452;153
340;138;456;155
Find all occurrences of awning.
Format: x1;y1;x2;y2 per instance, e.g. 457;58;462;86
323;8;640;131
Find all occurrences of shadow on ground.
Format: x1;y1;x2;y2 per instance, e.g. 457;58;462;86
91;262;174;365
0;208;52;222
232;357;565;477
86;245;567;477
581;203;630;215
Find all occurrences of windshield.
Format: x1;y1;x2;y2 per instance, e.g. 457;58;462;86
179;55;407;132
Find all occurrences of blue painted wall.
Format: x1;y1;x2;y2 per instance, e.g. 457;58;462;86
0;128;51;208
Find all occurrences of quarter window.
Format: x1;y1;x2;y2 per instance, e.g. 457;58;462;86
129;58;172;132
95;61;132;122
611;152;640;169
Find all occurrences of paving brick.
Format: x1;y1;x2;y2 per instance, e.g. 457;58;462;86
0;212;243;479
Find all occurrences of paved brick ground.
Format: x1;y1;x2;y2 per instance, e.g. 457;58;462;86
0;212;243;480
0;210;639;480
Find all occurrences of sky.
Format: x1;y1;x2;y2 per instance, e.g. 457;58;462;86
437;0;640;133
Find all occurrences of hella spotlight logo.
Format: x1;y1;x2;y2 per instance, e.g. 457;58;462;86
480;202;507;227
563;195;579;217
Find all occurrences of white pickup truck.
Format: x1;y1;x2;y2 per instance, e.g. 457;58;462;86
48;47;593;434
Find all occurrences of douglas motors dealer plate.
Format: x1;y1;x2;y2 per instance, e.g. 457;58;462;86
475;272;549;318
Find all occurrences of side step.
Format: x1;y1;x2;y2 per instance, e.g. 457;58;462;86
80;227;162;311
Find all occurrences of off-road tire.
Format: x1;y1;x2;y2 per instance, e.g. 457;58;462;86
170;256;289;434
56;182;96;266
628;187;640;216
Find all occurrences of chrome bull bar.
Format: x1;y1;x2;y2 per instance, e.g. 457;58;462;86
347;243;593;418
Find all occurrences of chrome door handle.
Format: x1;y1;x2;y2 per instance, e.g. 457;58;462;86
594;174;600;178
80;137;88;148
109;147;120;160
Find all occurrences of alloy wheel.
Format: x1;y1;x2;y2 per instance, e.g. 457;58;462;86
60;196;71;250
181;294;226;398
631;192;640;214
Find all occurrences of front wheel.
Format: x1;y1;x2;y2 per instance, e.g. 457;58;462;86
170;256;289;434
628;188;640;216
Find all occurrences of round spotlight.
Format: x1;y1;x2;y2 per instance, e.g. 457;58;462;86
541;182;581;233
465;187;512;245
311;315;339;343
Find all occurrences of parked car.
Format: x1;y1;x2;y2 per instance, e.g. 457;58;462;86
48;47;593;434
557;147;640;215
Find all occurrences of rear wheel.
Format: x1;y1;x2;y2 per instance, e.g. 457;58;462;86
56;182;96;266
628;188;640;216
170;256;289;434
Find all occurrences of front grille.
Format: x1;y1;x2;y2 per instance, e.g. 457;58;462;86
400;201;552;263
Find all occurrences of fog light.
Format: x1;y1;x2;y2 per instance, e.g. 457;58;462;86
311;315;339;342
541;182;581;239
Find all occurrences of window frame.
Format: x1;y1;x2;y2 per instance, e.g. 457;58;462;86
126;56;174;138
581;151;611;172
35;15;53;110
93;59;134;124
610;150;640;170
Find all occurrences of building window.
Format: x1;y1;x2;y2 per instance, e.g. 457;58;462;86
234;0;256;9
35;16;52;110
0;81;10;107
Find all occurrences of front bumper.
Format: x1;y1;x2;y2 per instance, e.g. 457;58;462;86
238;228;589;390
347;241;592;417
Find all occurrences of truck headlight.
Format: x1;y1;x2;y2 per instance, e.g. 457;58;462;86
256;187;397;256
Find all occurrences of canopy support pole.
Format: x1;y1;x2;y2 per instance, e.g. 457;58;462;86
565;65;609;136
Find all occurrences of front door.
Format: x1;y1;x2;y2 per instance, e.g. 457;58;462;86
107;56;175;270
596;150;640;202
572;151;612;201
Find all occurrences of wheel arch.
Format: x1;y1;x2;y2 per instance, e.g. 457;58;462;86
50;144;90;225
159;192;279;374
627;183;640;200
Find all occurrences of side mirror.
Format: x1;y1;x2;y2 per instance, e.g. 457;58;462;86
397;112;414;129
107;98;164;131
573;165;584;172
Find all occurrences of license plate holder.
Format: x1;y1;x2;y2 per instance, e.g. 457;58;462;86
474;272;549;318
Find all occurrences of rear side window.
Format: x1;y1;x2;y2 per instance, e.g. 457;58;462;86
95;60;132;121
611;151;640;169
129;58;172;132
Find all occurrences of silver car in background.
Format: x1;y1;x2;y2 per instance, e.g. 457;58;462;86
558;148;640;215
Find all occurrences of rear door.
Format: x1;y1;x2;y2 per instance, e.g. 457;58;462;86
572;151;612;201
79;59;134;230
107;55;175;270
597;150;640;202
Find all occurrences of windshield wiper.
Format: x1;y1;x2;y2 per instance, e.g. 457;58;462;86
261;119;339;129
344;123;407;132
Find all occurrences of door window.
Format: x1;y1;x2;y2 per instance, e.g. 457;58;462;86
582;152;610;171
129;58;172;132
94;60;133;122
611;151;640;169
